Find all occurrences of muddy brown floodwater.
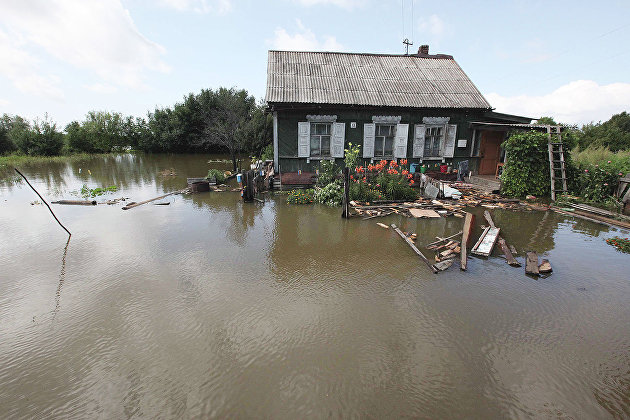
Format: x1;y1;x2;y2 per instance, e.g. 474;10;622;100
1;153;629;418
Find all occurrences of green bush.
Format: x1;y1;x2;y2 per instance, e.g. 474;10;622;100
287;188;314;204
260;143;274;161
207;168;226;183
314;180;343;206
13;117;64;156
317;159;339;186
349;180;381;202
501;131;552;197
577;163;623;202
374;172;417;201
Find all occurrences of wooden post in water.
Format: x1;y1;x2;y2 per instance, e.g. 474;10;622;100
341;167;350;218
242;170;255;202
460;212;474;271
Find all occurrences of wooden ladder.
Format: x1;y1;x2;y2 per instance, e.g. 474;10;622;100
547;125;568;201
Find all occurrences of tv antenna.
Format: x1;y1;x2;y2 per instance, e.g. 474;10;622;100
401;0;414;54
403;38;413;55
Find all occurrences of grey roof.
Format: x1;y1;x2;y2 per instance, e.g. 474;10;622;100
265;50;491;109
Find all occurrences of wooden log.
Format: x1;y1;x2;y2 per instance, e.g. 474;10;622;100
460;212;474;271
426;231;463;247
525;252;540;276
122;190;182;210
391;224;438;273
376;222;389;229
52;200;97;205
497;236;521;267
539;259;553;274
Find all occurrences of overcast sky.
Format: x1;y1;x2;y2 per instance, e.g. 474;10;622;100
1;0;629;126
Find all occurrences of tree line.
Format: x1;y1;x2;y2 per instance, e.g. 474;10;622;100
0;87;273;170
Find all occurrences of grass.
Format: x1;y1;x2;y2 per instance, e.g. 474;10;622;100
571;146;630;174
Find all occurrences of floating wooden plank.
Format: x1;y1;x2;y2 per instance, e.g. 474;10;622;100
376;222;389;229
539;259;552;274
122;190;184;210
427;231;463;247
51;200;97;205
471;227;500;257
460;212;474;271
526;252;540;276
409;208;440;218
391;224;438;273
497;236;521;267
433;259;454;271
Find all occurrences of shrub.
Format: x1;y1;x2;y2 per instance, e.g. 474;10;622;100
577;163;622;202
501;131;552;197
207;168;226;183
314;180;343;206
287;188;314;204
344;142;360;169
260;143;274;161
13;117;64;156
348;159;417;202
317;159;339;186
349;181;381;202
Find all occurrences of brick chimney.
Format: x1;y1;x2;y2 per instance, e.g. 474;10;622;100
418;44;429;55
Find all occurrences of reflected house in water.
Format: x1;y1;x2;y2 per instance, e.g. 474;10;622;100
265;45;532;187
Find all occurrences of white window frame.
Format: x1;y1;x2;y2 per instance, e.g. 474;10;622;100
423;125;445;159
373;123;396;159
309;122;332;158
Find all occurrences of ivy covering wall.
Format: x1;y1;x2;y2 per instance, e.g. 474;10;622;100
501;131;551;197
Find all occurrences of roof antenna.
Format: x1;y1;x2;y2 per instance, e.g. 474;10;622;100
401;0;413;54
403;38;413;55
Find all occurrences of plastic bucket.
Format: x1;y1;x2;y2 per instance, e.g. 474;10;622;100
236;173;242;183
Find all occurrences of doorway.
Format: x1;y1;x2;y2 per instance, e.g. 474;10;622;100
478;130;505;175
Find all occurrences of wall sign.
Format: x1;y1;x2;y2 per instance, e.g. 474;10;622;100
457;139;467;148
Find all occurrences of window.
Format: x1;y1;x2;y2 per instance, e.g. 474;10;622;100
310;123;331;157
424;126;444;157
374;124;396;157
470;130;481;157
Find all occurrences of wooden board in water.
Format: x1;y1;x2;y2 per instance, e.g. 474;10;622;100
471;227;500;257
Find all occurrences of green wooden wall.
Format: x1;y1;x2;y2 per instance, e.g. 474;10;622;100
275;106;486;173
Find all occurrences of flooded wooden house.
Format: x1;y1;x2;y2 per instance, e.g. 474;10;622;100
265;46;532;187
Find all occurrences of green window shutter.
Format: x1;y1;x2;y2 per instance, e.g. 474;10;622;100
331;122;345;158
413;124;426;158
297;121;310;157
394;123;409;159
443;124;457;158
363;123;375;158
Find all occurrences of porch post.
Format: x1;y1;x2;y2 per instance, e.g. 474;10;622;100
273;111;279;172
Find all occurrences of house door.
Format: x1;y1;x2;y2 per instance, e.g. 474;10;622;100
478;131;504;175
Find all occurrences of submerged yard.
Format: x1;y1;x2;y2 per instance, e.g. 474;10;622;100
1;153;629;418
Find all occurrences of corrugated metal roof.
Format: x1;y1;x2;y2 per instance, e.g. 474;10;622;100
265;51;491;109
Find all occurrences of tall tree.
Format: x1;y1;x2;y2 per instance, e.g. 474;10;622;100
202;88;256;171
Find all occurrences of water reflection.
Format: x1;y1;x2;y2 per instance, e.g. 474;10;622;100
1;154;629;419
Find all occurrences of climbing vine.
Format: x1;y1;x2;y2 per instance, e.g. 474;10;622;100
501;131;551;197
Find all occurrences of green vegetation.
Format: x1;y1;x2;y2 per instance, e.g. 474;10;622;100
207;168;226;184
0;87;273;172
316;159;339;187
605;236;630;253
501;131;553;197
314;180;343;206
350;159;417;202
579;112;630;151
287;189;314;204
80;184;118;198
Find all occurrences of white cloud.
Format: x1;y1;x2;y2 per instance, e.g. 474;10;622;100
294;0;362;9
418;14;445;37
486;80;630;124
0;0;169;92
84;83;118;94
0;29;64;100
269;20;344;51
159;0;232;14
